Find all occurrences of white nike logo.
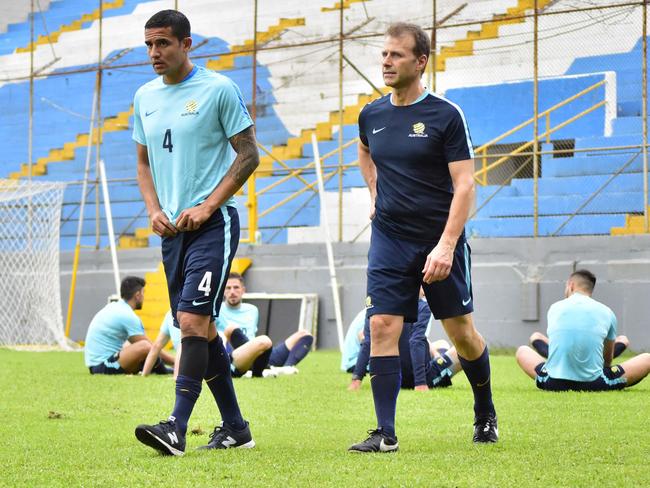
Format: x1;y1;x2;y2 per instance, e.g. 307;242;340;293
462;297;471;306
372;127;386;134
379;438;398;452
192;299;210;306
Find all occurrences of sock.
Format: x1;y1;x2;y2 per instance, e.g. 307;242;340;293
531;339;549;358
171;336;208;434
252;347;272;377
458;346;496;418
285;335;314;366
614;341;627;358
369;356;401;438
204;336;246;431
152;357;172;375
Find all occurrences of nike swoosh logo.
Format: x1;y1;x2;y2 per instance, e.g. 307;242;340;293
372;127;386;134
462;297;471;306
379;438;398;452
476;377;490;387
145;109;158;117
192;299;210;306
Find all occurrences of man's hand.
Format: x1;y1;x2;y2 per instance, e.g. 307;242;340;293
348;379;362;391
150;210;178;237
422;240;455;284
175;205;212;232
414;384;429;392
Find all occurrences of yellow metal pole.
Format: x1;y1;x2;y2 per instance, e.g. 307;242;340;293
64;245;81;337
533;0;539;237
643;0;649;232
247;175;258;243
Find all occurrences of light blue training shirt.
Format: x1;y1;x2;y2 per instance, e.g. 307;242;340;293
340;309;366;372
132;65;253;222
545;292;617;382
84;300;145;367
159;310;182;351
218;302;259;341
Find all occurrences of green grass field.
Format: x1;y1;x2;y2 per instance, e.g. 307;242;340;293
1;349;648;487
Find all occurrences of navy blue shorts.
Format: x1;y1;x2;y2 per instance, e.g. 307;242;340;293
427;354;454;388
366;224;473;322
228;328;249;377
88;351;125;375
535;362;627;391
162;206;239;324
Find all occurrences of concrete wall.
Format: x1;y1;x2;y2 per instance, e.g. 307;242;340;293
61;234;650;351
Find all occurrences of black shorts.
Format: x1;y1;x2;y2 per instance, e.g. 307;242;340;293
535;362;627;391
88;352;125;375
162;207;239;322
366;224;473;322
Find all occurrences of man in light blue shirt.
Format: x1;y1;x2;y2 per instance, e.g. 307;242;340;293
85;277;169;375
341;309;366;373
142;310;181;377
516;269;650;391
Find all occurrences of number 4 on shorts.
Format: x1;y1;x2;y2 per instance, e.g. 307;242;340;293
198;271;212;296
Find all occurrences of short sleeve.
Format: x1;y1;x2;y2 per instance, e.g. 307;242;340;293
443;106;474;163
125;312;145;338
132;90;146;146
218;79;254;139
358;105;369;146
160;311;171;337
606;310;617;341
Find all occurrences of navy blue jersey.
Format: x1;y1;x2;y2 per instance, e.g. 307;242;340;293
359;92;474;243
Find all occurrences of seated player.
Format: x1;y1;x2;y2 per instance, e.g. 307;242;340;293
516;269;650;391
222;322;275;378
348;295;462;391
220;272;314;374
84;276;172;375
142;310;180;377
341;309;366;373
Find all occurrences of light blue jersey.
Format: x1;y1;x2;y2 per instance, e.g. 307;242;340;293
545;293;617;382
218;302;259;341
132;65;253;222
160;310;181;351
84;300;145;367
341;309;366;372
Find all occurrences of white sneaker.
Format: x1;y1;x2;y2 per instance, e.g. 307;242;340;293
242;371;253;379
271;365;299;375
262;368;278;378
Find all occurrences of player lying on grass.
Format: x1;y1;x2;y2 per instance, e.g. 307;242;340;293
142;310;181;378
219;272;313;374
516;269;650;391
346;296;462;391
84;276;173;375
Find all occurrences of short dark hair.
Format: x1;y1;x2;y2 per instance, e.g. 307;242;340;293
228;272;245;285
386;22;431;61
570;269;596;293
120;276;146;300
145;10;191;41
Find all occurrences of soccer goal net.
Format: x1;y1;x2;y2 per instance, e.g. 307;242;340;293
0;179;68;348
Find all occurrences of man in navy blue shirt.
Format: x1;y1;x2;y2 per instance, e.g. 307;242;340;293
348;22;497;453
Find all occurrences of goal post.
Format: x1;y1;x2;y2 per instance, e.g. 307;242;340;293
0;179;68;348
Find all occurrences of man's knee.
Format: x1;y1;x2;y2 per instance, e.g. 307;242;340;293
130;340;151;357
446;324;477;349
369;315;400;341
256;335;273;351
224;323;239;340
617;335;630;347
516;345;529;365
178;311;209;337
529;331;546;344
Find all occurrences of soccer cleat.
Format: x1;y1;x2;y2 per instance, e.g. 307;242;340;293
262;368;278;378
473;414;498;443
270;365;299;375
348;429;399;453
197;421;255;450
135;418;185;456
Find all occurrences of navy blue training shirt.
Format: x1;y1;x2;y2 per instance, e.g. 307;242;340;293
359;92;474;243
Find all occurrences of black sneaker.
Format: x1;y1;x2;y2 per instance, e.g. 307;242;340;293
348;429;399;453
135;418;185;456
197;421;255;450
473;414;498;443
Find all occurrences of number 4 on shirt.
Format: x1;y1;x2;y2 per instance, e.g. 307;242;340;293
163;129;173;153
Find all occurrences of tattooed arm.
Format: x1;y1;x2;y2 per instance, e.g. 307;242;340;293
175;126;260;231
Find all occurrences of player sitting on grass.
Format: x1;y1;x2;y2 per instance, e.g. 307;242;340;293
347;295;462;391
220;272;313;374
84;276;172;375
516;269;650;391
142;310;181;378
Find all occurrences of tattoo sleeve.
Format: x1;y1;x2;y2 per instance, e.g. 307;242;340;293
227;126;260;187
